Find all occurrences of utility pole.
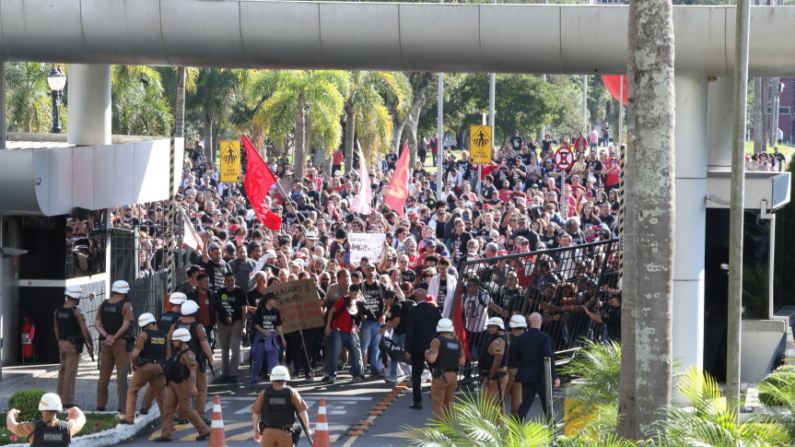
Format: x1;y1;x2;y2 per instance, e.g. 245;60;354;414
583;75;589;131
436;0;444;199
771;77;781;146
540;74;547;141
727;0;751;423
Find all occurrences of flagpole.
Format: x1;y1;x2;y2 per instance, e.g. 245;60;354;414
273;179;311;242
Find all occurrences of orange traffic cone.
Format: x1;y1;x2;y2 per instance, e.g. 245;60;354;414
314;398;331;447
208;395;227;447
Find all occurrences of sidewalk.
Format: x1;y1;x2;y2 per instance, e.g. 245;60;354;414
0;347;250;447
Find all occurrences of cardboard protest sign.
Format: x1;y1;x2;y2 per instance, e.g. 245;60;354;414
260;279;324;334
349;233;386;265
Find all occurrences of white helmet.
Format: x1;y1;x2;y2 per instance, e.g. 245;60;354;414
38;393;63;412
436;318;454;333
181;300;199;316
270;365;290;381
138;312;157;328
169;292;187;305
111;280;130;295
509;315;528;329
172;328;191;342
485;317;505;330
64;285;83;299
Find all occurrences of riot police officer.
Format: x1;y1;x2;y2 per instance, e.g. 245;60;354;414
167;300;214;424
121;313;167;424
251;366;311;447
425;318;464;422
155;328;210;442
482;316;509;414
7;393;87;446
139;293;187;416
505;315;527;416
54;286;94;409
95;280;135;412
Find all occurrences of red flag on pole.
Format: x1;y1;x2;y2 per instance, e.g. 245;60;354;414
384;141;410;217
242;135;282;231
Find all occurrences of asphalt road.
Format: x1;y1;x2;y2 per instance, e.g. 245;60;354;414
120;363;561;447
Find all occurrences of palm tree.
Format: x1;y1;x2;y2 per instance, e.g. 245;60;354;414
187;69;242;161
5;62;56;133
111;65;172;136
343;71;411;171
618;0;676;438
174;67;199;139
251;70;350;179
561;340;622;423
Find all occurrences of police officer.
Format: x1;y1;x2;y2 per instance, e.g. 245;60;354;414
482;316;509;414
425;318;464;422
167;300;215;424
95;280;135;412
505;315;527;416
138;293;187;416
251;366;311;447
54;286;94;409
155;328;211;442
121;313;167;424
6;392;87;446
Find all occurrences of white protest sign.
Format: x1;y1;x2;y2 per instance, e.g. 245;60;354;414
349;233;386;265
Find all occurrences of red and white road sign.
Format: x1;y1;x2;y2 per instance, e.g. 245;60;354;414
554;147;574;170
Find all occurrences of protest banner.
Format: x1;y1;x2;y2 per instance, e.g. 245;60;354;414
259;279;324;334
349;233;386;265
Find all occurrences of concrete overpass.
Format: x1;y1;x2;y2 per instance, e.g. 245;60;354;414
0;0;792;379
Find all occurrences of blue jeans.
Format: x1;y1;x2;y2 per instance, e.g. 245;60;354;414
388;333;406;378
326;330;363;378
360;320;382;374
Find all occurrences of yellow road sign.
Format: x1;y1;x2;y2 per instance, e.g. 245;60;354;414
469;125;493;164
219;140;241;182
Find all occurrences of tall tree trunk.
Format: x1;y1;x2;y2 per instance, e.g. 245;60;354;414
754;77;764;153
294;92;306;180
203;114;212;162
344;102;356;174
771;77;780;145
407;96;426;169
618;0;675;439
175;67;186;139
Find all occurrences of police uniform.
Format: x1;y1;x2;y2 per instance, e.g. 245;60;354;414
14;418;83;447
168;321;210;419
160;348;210;440
252;386;308;447
482;334;509;414
54;306;88;407
427;336;464;421
140;311;182;413
96;297;135;410
124;329;167;422
505;332;523;416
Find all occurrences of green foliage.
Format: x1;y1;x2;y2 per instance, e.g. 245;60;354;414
560;340;622;422
347;71;411;162
5;62;60;133
8;389;47;422
742;263;770;319
0;412;118;445
759;365;795;406
112;65;173;136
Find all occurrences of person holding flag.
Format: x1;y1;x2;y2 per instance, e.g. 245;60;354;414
241;135;282;231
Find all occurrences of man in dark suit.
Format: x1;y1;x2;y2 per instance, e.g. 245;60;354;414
405;289;442;410
515;313;560;421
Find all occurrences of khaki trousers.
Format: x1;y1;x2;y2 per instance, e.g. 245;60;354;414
196;369;208;419
261;427;293;447
217;321;243;377
57;341;80;406
484;372;509;415
160;381;210;440
429;372;458;422
97;338;130;409
125;363;166;421
505;368;522;416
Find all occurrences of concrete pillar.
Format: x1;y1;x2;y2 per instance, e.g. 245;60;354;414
67;64;111;146
0;62;5;149
673;76;708;373
707;77;734;171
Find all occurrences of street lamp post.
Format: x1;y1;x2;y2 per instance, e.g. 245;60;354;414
47;67;66;134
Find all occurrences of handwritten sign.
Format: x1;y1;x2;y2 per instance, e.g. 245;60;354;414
349;233;386;265
260;279;324;334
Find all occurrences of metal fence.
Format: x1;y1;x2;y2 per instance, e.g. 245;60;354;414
446;239;621;379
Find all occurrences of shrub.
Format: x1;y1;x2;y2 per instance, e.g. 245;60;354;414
759;366;795;406
8;389;47;422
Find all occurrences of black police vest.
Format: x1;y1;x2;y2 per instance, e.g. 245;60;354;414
175;321;203;362
259;386;295;427
55;307;81;341
100;299;126;337
164;349;191;383
481;334;509;371
433;337;462;371
157;311;180;334
139;329;167;364
31;420;70;447
507;333;522;368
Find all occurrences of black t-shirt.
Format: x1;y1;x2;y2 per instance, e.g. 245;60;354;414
456;160;471;180
413;169;427;181
254;306;282;333
216;286;247;323
511;165;526;184
361;280;385;320
586;159;604;177
246;289;265;307
201;259;230;290
386;153;399;169
400;269;417;284
510;136;523;151
482;185;498;203
386;300;414;335
602;305;621;341
496;166;510;184
449;231;473;261
520;152;533;165
437;278;448;308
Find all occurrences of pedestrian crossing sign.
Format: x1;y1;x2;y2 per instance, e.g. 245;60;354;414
469;125;492;164
219;140;241;183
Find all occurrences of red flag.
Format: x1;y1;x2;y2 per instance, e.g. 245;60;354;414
384;141;410;217
451;293;470;361
242;135;282;231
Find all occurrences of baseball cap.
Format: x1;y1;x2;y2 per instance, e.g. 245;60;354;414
497;249;509;256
